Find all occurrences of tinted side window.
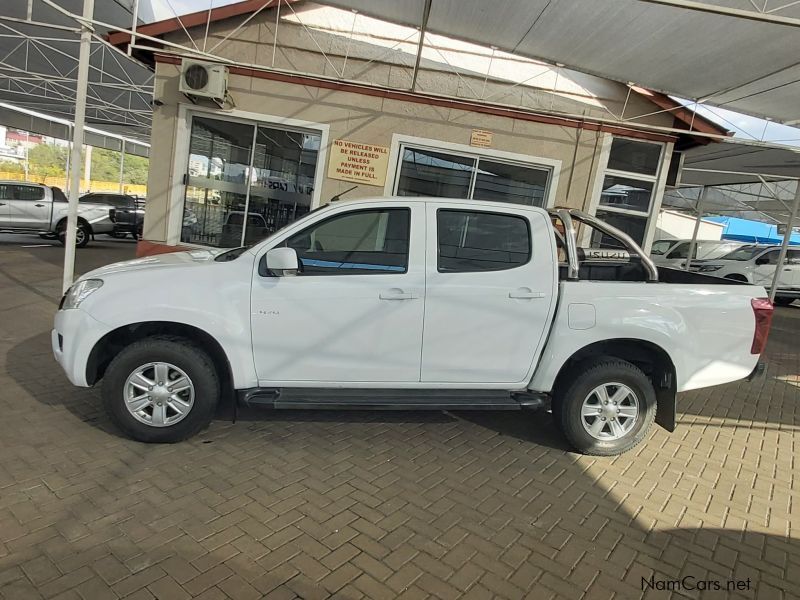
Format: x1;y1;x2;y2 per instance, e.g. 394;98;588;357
51;187;67;202
788;249;800;265
759;251;780;265
285;209;410;275
437;210;531;273
667;242;689;259
0;184;12;200
14;185;45;201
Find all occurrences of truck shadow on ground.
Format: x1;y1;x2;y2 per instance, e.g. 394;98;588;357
5;331;800;597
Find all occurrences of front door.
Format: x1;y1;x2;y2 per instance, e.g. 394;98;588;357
251;205;425;383
421;204;557;384
753;249;794;288
7;184;49;229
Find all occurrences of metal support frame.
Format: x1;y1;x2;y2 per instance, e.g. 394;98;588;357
410;0;432;92
62;0;93;294
118;138;125;193
768;181;800;302
684;185;709;271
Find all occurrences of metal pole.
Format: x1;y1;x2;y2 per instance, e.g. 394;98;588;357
62;0;94;293
118;139;125;193
768;182;800;302
128;0;139;56
64;127;71;192
684;185;709;271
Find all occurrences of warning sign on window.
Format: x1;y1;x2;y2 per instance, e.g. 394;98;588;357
327;139;390;187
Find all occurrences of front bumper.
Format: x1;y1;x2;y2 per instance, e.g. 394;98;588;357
52;308;109;387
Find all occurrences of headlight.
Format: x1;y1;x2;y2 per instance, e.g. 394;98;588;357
61;279;103;310
698;265;723;272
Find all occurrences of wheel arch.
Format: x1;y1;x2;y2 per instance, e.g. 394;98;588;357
86;321;233;394
552;338;677;432
56;215;92;234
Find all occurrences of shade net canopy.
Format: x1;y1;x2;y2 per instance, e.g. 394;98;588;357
322;0;800;125
0;0;153;145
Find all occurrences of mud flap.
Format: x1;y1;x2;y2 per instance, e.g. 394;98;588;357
655;381;676;432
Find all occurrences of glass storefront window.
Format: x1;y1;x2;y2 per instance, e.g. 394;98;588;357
396;148;475;198
598;175;654;213
607;138;661;176
395;145;551;207
472;160;548;207
181;115;320;248
592;209;648;248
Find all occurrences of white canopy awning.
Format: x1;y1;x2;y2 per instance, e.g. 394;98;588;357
322;0;800;125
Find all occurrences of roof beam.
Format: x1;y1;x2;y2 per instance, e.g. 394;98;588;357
410;0;432;92
637;0;800;27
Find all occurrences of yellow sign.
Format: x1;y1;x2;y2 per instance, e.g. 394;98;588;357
327;139;390;187
470;129;493;148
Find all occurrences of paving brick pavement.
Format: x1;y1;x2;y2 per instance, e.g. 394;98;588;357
0;234;798;599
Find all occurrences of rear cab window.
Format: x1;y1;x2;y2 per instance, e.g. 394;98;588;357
437;209;531;272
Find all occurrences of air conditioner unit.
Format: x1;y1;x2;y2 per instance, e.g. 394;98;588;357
179;59;228;104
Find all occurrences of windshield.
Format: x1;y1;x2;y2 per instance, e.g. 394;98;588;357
650;240;672;255
719;246;764;261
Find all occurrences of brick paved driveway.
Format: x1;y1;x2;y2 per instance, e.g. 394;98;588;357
0;234;798;599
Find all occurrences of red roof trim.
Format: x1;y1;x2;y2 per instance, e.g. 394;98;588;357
630;86;730;138
154;54;678;144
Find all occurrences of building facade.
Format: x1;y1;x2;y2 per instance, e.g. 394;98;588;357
111;2;725;256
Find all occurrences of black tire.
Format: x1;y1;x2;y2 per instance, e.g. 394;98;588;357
773;297;795;306
56;220;90;248
555;358;656;456
102;337;219;443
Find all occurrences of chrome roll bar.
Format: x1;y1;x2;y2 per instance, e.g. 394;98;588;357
548;208;659;282
555;208;579;280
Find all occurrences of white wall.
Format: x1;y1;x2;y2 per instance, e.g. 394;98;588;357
655;210;723;241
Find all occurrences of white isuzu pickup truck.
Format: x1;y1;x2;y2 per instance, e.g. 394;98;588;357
53;198;772;455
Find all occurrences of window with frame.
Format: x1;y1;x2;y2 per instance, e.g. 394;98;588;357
591;137;663;249
437;209;531;273
285;208;410;275
395;145;551;207
14;185;45;201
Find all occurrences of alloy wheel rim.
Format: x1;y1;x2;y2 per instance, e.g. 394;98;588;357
580;382;639;440
123;362;195;427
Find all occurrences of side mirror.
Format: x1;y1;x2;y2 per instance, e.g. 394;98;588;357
264;247;299;276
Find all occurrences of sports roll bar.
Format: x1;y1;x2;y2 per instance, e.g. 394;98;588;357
554;209;580;280
548;208;659;282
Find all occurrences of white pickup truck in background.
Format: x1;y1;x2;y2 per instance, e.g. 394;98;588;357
0;181;113;247
52;198;772;455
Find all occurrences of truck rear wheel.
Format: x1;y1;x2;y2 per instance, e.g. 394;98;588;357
102;337;219;443
555;358;656;456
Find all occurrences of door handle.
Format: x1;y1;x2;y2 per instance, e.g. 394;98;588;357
35;203;45;207
0;202;4;206
379;289;418;300
509;289;546;299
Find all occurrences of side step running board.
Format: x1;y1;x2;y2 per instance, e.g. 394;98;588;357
237;388;547;411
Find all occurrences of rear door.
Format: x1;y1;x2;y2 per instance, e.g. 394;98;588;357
421;203;558;385
787;249;800;289
0;183;11;226
7;184;49;229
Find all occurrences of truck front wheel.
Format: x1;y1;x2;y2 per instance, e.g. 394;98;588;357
56;220;90;248
555;358;656;456
102;337;220;443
